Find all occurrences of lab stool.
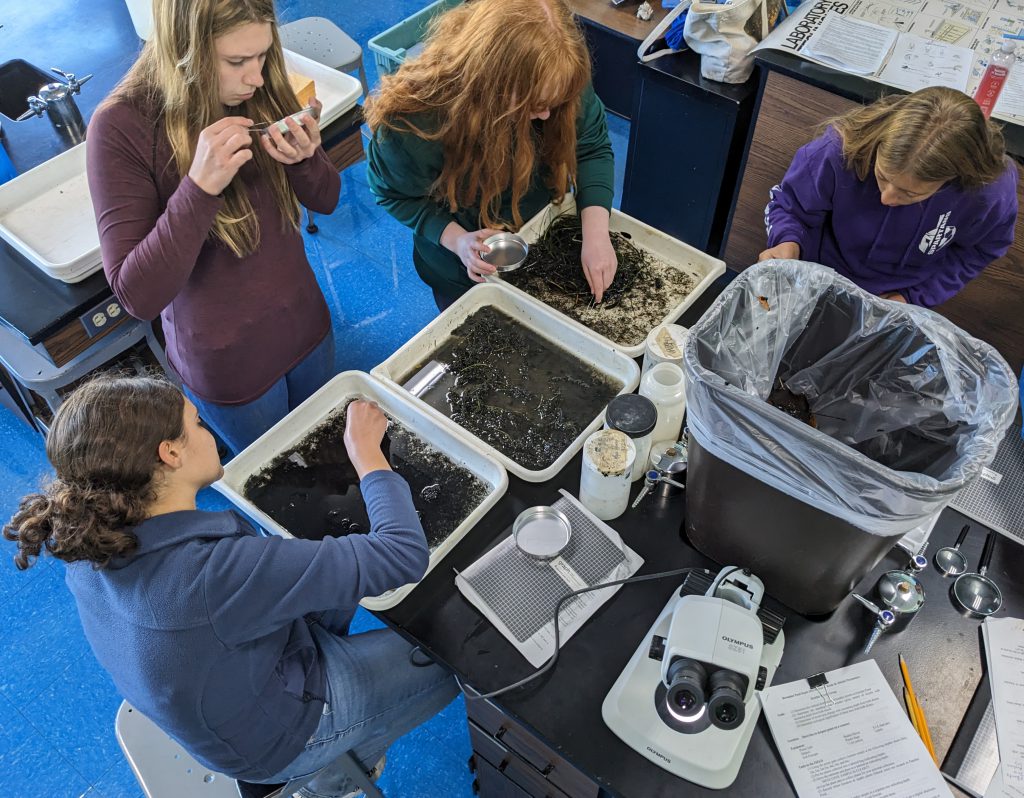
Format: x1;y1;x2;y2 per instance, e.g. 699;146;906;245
279;16;368;235
0;317;170;433
115;701;386;798
279;17;369;96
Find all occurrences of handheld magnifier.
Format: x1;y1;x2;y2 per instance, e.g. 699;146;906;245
934;524;972;577
513;506;571;562
951;531;1003;618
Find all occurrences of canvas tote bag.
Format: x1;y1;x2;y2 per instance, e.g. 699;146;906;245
683;0;771;83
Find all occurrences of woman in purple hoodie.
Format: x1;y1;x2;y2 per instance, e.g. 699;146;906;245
759;87;1017;307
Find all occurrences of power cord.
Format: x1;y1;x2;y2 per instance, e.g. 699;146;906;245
445;566;711;701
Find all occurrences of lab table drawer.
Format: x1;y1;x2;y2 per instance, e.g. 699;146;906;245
470;721;571;798
467;699;598;798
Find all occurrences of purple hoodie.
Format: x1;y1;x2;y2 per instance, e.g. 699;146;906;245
765;128;1018;307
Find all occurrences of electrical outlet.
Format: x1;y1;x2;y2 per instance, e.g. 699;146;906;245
80;297;125;338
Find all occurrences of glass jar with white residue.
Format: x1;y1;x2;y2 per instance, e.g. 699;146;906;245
579;429;636;521
603;393;658;482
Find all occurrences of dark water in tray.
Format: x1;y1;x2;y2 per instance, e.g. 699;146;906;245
402;306;623;471
242;408;489;548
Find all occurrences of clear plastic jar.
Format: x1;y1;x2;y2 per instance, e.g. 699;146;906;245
579;429;636;521
603;394;658;482
640;362;686;445
642;324;688;376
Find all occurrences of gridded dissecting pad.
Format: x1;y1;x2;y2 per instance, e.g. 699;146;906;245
950;421;1024;543
462;496;628;643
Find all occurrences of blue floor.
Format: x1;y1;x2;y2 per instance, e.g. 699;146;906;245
0;3;630;795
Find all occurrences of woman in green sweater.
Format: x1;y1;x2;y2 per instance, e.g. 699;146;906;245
365;0;617;310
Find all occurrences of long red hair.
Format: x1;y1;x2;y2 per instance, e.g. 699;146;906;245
365;0;591;229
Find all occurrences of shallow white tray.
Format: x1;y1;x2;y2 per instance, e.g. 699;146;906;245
489;195;726;357
283;49;362;128
0;143;100;283
215;370;508;611
372;282;641;482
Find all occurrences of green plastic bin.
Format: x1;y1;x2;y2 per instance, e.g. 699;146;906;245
368;0;464;76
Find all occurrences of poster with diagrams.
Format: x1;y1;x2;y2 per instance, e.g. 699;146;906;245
756;0;1024;121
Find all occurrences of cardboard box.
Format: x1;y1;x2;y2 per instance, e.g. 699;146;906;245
287;72;316;106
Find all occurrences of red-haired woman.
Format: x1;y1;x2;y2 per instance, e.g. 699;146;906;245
365;0;618;309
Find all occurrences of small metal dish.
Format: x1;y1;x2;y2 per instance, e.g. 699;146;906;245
481;232;529;272
513;506;571;561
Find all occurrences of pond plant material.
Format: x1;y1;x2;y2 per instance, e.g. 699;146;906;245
242;404;489;550
505;213;697;347
404;306;623;471
768;377;817;427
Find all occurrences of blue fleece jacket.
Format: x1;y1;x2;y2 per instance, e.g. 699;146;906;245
765;127;1018;307
64;470;429;781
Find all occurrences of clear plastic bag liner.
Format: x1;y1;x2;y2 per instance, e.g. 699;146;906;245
683;261;1018;537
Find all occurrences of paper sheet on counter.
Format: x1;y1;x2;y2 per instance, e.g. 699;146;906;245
801;13;898;74
759;659;949;798
984;618;1024;794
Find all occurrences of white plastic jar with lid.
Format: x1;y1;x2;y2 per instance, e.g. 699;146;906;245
603;393;658;482
579;429;636;521
640;361;686;444
641;324;688;376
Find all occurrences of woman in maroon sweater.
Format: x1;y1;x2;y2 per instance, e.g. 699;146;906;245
87;0;340;454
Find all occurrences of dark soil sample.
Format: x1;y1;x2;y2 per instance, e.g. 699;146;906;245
242;405;490;550
505;213;697;347
768;378;817;427
403;306;623;471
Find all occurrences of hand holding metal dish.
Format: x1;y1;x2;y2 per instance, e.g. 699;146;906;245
480;232;529;272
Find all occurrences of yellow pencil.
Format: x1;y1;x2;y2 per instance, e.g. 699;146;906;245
900;654;938;765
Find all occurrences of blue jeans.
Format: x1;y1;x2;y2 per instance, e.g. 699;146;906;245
265;624;459;798
184;332;335;456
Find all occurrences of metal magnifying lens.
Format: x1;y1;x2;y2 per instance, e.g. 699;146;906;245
934;524;972;577
951;531;1003;618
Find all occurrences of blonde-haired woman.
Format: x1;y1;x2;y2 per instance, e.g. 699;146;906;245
759;87;1017;306
87;0;340;454
365;0;617;309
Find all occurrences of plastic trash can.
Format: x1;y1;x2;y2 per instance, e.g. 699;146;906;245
682;261;1018;615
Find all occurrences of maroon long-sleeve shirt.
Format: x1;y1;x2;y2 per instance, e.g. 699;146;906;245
86;100;339;404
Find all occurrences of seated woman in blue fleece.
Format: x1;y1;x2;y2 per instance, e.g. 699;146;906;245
758;86;1018;307
3;376;457;797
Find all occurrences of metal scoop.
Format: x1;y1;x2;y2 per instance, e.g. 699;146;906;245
951;531;1003;618
934;524;972;577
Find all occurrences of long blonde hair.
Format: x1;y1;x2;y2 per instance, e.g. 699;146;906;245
106;0;301;256
364;0;591;229
830;87;1006;190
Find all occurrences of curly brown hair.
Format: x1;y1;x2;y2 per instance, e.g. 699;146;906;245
830;87;1007;190
3;375;185;570
364;0;591;229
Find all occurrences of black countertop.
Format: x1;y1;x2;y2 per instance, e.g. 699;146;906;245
641;49;758;106
755;48;1024;156
378;289;1018;796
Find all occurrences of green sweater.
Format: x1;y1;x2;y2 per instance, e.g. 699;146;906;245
366;85;615;299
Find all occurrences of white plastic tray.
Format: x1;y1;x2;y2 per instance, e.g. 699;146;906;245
372;282;641;482
0;142;101;283
282;50;362;127
490;195;727;357
215;370;508;611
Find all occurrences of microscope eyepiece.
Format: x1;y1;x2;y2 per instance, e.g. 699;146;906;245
707;669;746;730
664;658;708;721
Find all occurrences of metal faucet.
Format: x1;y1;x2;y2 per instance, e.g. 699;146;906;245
17;68;93;144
